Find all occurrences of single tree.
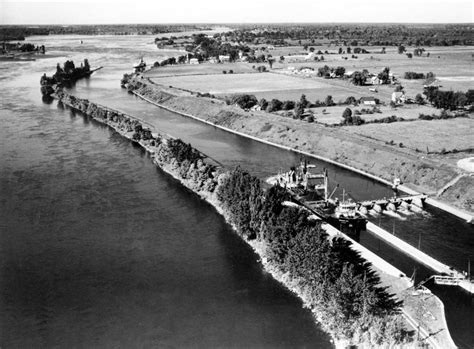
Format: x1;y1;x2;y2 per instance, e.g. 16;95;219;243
325;95;334;106
415;93;425;105
342;107;352;123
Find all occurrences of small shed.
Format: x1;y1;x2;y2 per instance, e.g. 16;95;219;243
359;97;376;105
219;55;230;62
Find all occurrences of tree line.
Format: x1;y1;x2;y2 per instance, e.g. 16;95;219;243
215;23;473;47
424;87;474;111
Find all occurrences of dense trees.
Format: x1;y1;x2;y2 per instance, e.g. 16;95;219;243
404;71;426;79
42;59;93;89
214;24;472;47
424;87;473;110
266;99;283;112
351;71;368;86
317;65;346;78
341;108;365;126
228;94;258;109
185;33;251;62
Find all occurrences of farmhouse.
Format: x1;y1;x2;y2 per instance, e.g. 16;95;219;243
370;76;381;85
392;91;406;104
344;70;355;78
305;52;317;60
359;96;377;105
189;58;199;64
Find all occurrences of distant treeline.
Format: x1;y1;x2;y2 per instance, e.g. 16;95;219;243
218;23;473;46
0;24;209;40
404;71;435;80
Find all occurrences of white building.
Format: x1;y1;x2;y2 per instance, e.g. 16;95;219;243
219;55;230;62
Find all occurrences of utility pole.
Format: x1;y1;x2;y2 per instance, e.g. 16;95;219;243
468;258;471;280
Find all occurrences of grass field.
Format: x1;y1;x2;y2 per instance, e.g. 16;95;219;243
309;104;440;125
344;117;474;153
149;71;335;95
145;62;257;78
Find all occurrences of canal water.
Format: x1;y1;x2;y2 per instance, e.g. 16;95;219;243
1;34;473;347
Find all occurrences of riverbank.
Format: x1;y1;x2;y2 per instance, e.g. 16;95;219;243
55;89;455;348
126;74;473;223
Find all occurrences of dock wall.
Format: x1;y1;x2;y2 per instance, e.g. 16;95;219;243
322;223;410;281
425;197;473;224
366;222;474;295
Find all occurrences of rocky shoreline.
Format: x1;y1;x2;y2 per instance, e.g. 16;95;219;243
55;89;431;348
125;74;473;220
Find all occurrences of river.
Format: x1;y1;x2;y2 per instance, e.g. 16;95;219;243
1;34;473;347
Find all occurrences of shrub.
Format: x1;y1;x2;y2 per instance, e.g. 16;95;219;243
404;72;425;79
266;99;283;112
282;100;295;110
229;94;258;109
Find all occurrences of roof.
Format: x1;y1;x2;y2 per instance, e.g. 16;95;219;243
359;96;376;102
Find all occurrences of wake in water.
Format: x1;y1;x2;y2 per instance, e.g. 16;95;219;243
382;210;407;220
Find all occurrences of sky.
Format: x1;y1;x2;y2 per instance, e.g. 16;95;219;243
1;0;473;25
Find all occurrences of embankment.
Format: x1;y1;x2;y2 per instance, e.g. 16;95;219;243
56;89;446;348
126;75;473;222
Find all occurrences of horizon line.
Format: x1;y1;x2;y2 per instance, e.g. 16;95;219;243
2;21;473;26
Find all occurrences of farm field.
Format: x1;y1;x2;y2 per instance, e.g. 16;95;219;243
146;46;473;105
145;62;257;77
149;71;335;96
308;104;440;125
344;117;474;153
